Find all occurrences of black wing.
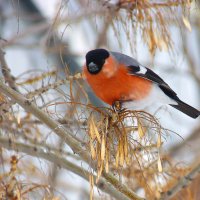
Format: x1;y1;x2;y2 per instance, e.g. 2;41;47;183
127;65;179;101
111;51;178;100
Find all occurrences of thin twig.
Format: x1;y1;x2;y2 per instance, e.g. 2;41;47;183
95;15;112;47
160;162;200;200
169;124;200;161
182;32;200;85
0;136;130;200
0;48;18;91
2;10;106;48
100;0;189;10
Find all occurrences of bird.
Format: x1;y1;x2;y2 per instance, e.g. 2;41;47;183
83;48;200;119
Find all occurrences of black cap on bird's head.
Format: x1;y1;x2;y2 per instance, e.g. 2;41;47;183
86;49;109;74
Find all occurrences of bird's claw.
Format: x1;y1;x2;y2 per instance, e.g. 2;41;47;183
112;101;122;112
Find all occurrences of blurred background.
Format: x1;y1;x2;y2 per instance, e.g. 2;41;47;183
0;0;200;199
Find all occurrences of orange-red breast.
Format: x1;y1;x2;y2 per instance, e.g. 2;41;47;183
83;49;200;118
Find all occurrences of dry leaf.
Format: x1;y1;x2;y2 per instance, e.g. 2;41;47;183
74;72;82;79
17;113;21;125
91;116;101;143
101;134;106;161
124;135;128;158
157;155;163;172
0;94;5;102
52;197;60;200
182;16;192;32
138;122;145;138
89;174;94;200
157;134;162;148
90;140;96;159
119;140;124;166
105;153;109;173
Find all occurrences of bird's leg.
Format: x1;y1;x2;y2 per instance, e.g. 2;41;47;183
110;101;122;124
112;100;122;112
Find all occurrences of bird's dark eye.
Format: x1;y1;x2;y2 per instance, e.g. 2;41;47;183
87;62;100;74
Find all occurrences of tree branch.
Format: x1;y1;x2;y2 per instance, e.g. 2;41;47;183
0;136;130;200
0;79;144;200
0;48;18;91
161;162;200;200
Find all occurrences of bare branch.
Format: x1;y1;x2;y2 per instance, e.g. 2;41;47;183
169;124;200;161
0;136;131;200
0;48;18;91
161;162;200;200
0;79;144;200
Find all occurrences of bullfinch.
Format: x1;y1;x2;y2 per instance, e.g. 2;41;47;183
83;49;200;119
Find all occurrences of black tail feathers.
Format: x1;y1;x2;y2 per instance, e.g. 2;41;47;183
170;100;200;119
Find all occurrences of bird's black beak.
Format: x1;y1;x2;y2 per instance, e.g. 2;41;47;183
87;62;99;73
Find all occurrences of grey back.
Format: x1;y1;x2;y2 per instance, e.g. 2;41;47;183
110;51;140;66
